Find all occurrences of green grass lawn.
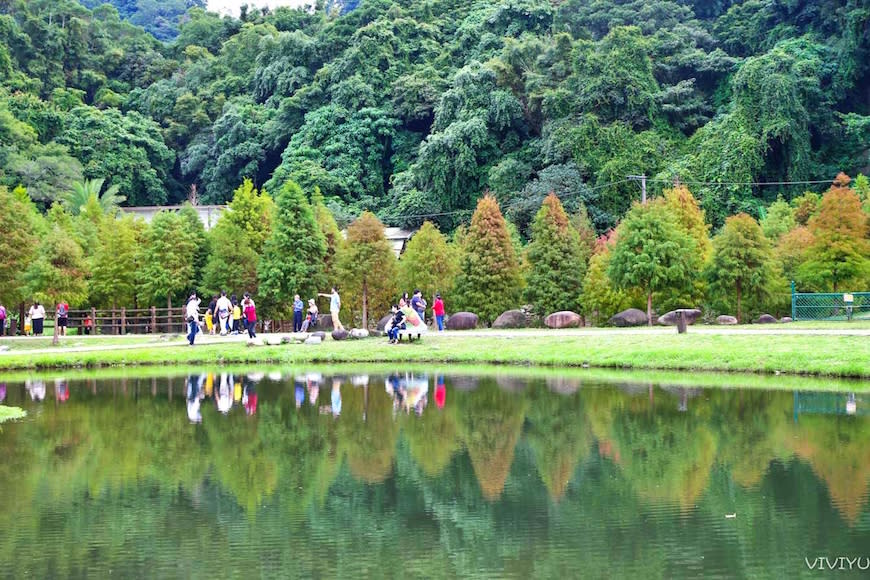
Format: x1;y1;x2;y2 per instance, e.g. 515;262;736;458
0;335;170;351
0;330;868;378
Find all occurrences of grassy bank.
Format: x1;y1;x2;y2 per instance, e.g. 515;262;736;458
0;406;27;423
0;331;869;378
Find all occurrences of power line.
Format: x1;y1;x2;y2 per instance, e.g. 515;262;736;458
644;178;833;187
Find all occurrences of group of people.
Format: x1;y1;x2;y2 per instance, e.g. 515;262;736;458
184;287;345;345
385;291;445;344
186;291;258;345
0;301;92;337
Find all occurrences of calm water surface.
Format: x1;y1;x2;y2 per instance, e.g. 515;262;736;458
1;370;869;579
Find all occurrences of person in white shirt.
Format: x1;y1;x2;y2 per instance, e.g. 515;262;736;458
214;291;233;335
186;294;201;345
28;302;46;335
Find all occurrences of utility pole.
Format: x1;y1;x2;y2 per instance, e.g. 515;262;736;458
627;174;647;204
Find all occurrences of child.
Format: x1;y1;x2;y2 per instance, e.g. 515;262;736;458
232;296;241;335
83;314;93;335
387;305;406;344
205;309;214;334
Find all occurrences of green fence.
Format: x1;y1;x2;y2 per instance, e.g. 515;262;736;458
791;283;870;321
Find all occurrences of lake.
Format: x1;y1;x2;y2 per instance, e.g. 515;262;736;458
1;369;869;578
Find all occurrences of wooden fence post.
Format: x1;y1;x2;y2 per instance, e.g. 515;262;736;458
91;307;96;335
120;307;126;335
151;306;156;334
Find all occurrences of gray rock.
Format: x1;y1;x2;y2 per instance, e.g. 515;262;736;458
545;311;582;329
376;314;393;331
331;329;349;341
265;336;283;346
246;338;264;347
609;308;648;327
319;314;335;331
780;316;793;323
311;331;326;340
757;314;777;324
716;315;738;325
304;335;322;344
657;309;703;326
492;309;528;329
446;312;478;330
350;328;370;339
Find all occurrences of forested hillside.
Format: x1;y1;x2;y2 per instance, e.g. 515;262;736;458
77;0;206;41
1;0;869;231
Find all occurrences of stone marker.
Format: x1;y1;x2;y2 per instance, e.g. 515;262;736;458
716;315;738;325
446;312;479;330
609;308;648;327
657;309;702;326
545;311;582;329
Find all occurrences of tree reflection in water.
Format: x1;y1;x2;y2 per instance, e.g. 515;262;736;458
0;372;868;577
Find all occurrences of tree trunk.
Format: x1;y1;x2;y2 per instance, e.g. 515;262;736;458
736;280;742;324
362;278;368;330
647;291;653;326
52;302;59;346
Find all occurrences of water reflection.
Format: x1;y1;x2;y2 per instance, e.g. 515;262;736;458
1;371;869;578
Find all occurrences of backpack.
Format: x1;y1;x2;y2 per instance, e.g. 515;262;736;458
57;304;68;317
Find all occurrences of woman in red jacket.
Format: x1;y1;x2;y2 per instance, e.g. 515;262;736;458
432;293;445;331
242;293;257;338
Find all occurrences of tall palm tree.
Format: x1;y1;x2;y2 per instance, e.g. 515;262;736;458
63;178;126;215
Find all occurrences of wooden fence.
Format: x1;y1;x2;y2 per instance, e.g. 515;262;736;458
60;308;303;335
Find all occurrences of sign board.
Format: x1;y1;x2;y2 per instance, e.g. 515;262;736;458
843;293;854;303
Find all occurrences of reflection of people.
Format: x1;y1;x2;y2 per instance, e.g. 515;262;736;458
244;381;258;416
0;383;6;403
187;374;204;423
295;380;305;408
307;374;320;407
26;379;46;401
55;378;69;403
435;376;446;409
331;379;342;417
217;373;232;414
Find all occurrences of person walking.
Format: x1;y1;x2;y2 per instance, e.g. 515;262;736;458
432;293;445;331
0;303;6;337
215;291;232;336
319;287;344;331
242;293;257;339
293;294;304;333
206;295;217;335
186;293;201;346
29;302;46;336
231;295;241;335
56;301;69;336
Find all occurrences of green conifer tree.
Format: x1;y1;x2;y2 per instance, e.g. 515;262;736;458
608;201;698;324
397;221;459;302
524;193;586;316
137;211;198;311
89;214;140;308
258;180;327;316
706;213;775;322
453;195;522;325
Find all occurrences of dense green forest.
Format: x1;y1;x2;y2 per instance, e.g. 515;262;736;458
77;0;206;40
2;0;869;230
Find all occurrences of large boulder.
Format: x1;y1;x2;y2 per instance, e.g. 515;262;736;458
318;314;334;331
311;331;326;340
350;328;369;339
657;309;703;326
446;312;478;330
545;311;582;329
492;309;528;329
609;308;648;327
757;314;777;324
716;315;738;325
331;329;349;341
780;316;793;323
376;314;393;331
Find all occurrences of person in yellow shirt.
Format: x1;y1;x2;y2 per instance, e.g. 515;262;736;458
205;309;214;334
232;295;241;335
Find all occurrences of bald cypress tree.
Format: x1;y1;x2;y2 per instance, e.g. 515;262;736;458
258;180;327;317
524;193;587;316
453;195;522;325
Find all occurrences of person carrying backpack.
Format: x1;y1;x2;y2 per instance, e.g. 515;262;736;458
56;302;69;336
